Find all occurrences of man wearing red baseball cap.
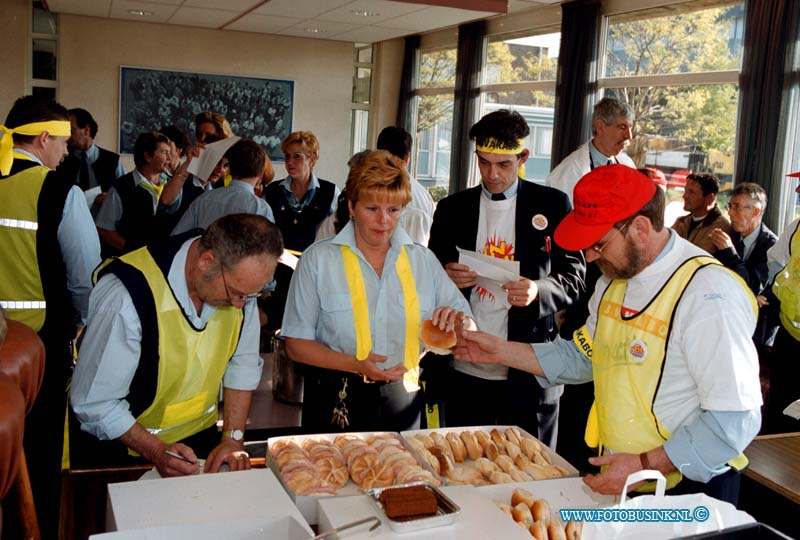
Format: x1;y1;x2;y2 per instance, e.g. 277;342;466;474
761;171;800;433
455;165;761;504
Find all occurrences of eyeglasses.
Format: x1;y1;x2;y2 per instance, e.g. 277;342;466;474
220;265;261;303
726;203;755;212
590;220;632;255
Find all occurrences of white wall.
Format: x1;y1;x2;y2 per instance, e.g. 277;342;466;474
58;14;355;184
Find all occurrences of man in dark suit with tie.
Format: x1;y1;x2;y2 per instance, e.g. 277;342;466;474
428;109;585;448
711;182;778;348
58;107;125;213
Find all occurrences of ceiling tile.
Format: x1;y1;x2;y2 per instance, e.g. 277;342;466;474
109;0;180;22
47;0;112;18
320;0;424;24
329;24;410;42
225;13;302;34
276;19;361;39
183;0;262;9
253;0;354;19
168;7;240;28
380;5;493;31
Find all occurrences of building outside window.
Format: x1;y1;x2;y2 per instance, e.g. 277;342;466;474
600;1;744;214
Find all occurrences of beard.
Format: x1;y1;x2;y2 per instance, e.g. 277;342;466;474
597;236;647;280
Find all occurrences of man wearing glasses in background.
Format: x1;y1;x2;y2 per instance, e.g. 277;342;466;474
454;165;761;503
70;214;282;476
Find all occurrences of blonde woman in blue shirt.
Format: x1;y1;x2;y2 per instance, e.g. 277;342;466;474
282;150;475;432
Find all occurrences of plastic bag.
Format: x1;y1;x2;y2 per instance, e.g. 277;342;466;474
581;470;755;539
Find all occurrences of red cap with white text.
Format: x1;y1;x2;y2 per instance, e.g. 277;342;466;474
554;165;656;251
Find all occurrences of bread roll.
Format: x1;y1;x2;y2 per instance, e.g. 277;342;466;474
490;429;507;447
415;433;435;450
504;440;522;460
509;468;533;482
420;319;457;354
523;462;551;480
520;437;542;459
474;431;491;446
505;427;522;446
547;522;567;540
514;454;531;469
512;502;534;526
474;457;500;477
422;450;441;474
565;520;583;540
511;487;536;508
429;445;455;477
494;454;515;473
488;470;514;484
460;431;483;460
530;521;549;540
532;499;551;524
533;450;549;466
481;440;500;461
446;432;467;463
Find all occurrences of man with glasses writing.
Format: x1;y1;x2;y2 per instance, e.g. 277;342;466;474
454;165;761;503
70;214;283;476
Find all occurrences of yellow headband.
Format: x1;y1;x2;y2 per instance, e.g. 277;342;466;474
475;137;527;155
476;137;527;180
0;120;71;175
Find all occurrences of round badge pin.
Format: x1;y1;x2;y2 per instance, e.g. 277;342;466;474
532;214;548;230
629;339;648;362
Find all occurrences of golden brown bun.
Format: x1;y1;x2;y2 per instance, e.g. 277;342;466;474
429;445;455;477
532;499;551;524
446;432;467;463
547;522;566;540
530;521;549;540
420;320;457;354
460;431;483;460
511;487;536;508
520;437;542;459
565;520;583;540
494;454;515;473
512;502;534;526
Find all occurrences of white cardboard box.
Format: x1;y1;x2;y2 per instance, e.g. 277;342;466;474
106;468;312;536
318;485;533;540
476;476;616;524
90;516;310;540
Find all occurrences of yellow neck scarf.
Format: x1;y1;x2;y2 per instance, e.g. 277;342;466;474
476;136;527;179
140;178;165;199
341;244;421;389
0;120;71;175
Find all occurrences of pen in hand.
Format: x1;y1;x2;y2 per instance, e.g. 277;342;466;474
164;449;197;464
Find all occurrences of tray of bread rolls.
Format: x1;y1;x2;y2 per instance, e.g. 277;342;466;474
477;479;616;540
401;426;578;486
267;431;443;524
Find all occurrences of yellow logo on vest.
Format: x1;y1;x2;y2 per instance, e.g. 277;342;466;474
572;325;593;360
628;339;648;362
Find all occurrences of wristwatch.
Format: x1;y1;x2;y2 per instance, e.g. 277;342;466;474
223;428;244;442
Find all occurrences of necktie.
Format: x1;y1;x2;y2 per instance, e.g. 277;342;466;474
79;151;91;190
491;192;506;201
607;158;615;166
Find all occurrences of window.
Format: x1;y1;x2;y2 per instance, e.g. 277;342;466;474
480;32;560;183
413;47;456;191
31;0;57;98
601;2;744;211
350;44;372;155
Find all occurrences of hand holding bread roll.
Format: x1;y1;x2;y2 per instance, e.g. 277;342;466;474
420;319;458;355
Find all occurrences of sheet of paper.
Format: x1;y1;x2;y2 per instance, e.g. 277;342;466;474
457;247;520;308
83;186;101;208
187;136;241;182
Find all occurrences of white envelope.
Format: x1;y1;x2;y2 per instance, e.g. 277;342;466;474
457;247;520;308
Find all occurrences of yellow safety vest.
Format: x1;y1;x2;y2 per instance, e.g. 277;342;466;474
97;246;244;448
772;222;800;341
583;255;755;490
0;156;48;331
341;244;421;391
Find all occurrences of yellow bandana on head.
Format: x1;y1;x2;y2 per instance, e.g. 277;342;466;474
475;137;527;179
0;120;71;175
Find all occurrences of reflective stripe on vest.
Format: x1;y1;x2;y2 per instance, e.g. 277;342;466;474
772;222;800;340
0;162;48;331
113;246;243;448
586;256;756;491
341;244;422;391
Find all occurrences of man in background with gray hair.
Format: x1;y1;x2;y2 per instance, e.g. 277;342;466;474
546;96;636;202
712;182;777;298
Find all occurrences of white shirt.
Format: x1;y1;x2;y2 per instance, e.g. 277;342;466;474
545;141;636;202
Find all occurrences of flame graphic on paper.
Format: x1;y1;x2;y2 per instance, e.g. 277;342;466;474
475;233;515;302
